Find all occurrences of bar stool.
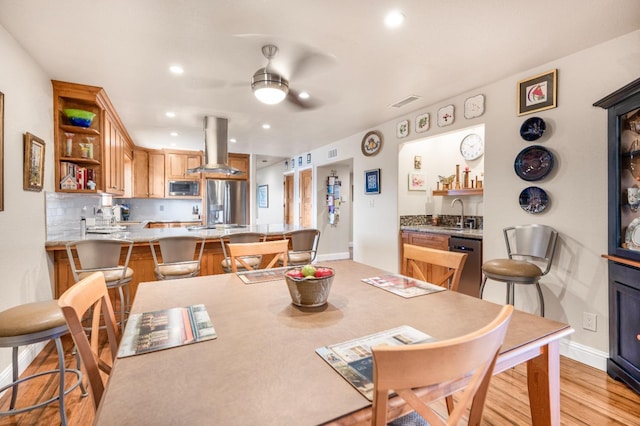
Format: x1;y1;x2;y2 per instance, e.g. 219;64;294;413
0;301;86;425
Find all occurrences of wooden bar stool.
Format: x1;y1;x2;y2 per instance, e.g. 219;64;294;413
0;301;86;425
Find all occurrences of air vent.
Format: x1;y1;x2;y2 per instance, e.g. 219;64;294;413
328;148;338;158
389;95;421;108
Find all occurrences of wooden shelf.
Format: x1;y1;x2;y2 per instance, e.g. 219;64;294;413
60;156;101;165
60;124;100;135
432;188;483;196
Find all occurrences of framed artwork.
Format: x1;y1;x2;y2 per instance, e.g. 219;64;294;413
414;155;422;170
415;113;430;133
284;160;288;170
408;173;426;191
23;132;45;192
437;105;455;127
464;94;485;119
291;158;295;169
0;91;4;211
364;168;380;194
361;130;383;156
298;156;302;166
257;184;269;208
396;120;409;138
517;69;557;116
307;153;311;164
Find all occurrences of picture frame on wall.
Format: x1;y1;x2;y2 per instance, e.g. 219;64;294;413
364;168;381;194
23;132;45;192
257;184;269;208
0;91;4;211
437;105;455;127
415;113;429;133
408;173;426;191
517;69;557;116
307;153;311;164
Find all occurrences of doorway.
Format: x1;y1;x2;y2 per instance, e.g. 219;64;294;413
300;169;313;227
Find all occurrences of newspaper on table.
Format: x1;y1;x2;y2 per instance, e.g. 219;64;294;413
118;304;217;358
316;325;435;400
361;273;446;298
236;266;292;284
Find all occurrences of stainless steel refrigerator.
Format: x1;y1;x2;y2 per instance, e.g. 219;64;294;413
206;179;248;227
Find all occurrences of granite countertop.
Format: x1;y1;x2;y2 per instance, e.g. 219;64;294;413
401;225;483;240
45;224;307;247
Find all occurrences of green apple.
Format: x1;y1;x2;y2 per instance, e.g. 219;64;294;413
301;264;317;277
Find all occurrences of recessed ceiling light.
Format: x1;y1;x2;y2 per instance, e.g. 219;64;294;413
229;138;237;143
384;10;405;28
169;65;184;75
262;123;271;129
170;132;178;137
170;143;177;147
298;91;310;100
165;111;176;118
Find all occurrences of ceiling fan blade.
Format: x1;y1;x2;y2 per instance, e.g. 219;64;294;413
289;50;337;81
285;89;322;110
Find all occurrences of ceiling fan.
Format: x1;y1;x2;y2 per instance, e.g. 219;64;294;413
250;44;322;109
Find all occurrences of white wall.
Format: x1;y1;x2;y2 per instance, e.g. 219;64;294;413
316;162;352;259
255;162;285;225
0;25;55;384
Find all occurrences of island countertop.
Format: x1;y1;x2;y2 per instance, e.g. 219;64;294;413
400;225;483;240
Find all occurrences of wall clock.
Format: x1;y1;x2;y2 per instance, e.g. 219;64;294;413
361;130;383;156
460;133;484;160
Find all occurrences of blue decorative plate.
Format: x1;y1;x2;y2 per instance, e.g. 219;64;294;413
514;145;554;181
520;117;546;141
519;186;549;214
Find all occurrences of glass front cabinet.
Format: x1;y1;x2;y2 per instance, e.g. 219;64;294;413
595;77;640;394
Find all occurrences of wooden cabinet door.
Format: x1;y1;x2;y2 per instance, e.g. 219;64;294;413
103;114;125;195
149;151;165;198
203;153;249;180
300;169;313;227
165;153;187;179
133;149;149;197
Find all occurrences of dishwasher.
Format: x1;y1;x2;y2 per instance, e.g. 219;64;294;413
449;236;483;297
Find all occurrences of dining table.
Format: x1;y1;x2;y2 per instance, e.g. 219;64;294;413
94;259;573;425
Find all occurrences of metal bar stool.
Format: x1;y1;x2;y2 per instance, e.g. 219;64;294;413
0;301;86;425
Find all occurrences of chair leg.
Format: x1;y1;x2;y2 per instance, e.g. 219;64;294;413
54;337;68;426
479;275;488;299
10;346;18;409
535;282;545;317
117;286;126;332
506;282;515;306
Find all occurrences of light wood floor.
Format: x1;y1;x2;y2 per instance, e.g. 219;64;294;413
0;335;639;425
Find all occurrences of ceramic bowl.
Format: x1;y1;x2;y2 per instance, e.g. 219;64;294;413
63;109;96;128
284;267;335;307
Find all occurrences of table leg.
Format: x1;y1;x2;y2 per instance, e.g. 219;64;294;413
526;340;560;426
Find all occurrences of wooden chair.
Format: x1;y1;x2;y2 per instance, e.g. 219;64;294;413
220;232;266;273
58;272;121;412
149;236;205;280
227;239;289;272
371;304;514;426
402;244;468;291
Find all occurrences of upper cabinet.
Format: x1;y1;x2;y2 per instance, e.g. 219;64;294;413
133;148;166;198
165;150;203;180
203;153;250;181
53;80;134;195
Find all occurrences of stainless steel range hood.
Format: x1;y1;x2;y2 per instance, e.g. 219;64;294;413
187;116;244;175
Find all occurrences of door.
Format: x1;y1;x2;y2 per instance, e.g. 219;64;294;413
284;174;294;225
300;169;313;227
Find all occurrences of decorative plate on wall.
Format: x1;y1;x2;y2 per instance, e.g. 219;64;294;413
397;120;409;138
437;105;455;127
464;94;485;119
361;130;383;156
514;145;554;181
519;186;549;214
520;116;546;141
415;113;430;133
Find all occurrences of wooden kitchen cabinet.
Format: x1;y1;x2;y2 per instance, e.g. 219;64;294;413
133;148;165;198
400;231;450;285
149;151;165;198
203;153;250;181
165;150;203;180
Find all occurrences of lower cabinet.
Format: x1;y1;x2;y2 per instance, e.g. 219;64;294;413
608;261;640;394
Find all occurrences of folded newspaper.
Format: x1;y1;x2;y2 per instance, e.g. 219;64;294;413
361;273;446;298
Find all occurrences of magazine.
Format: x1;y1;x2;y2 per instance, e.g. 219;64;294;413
316;325;435;400
361;273;446;298
236;266;292;284
118;304;217;358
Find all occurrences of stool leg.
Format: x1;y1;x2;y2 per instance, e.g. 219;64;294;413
506;282;515;306
75;348;88;397
117;286;125;332
479;275;488;299
10;346;19;409
54;337;68;426
535;282;545;317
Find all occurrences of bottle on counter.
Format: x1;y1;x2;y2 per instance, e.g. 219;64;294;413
80;217;87;237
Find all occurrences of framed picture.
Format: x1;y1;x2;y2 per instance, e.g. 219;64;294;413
364;168;380;194
414;155;422;170
307;153;311;164
298;156;302;166
464;94;485;119
415;113;430;133
0;91;4;211
257;184;269;208
291;158;295;169
396;120;409;138
517;69;557;116
23;132;45;192
437;105;455;127
408;173;426;191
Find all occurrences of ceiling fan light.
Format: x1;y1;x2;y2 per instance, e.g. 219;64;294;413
252;68;289;105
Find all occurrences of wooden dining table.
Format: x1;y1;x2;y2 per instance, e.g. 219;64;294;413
94;260;573;425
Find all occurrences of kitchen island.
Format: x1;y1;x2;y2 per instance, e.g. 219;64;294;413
45;224;307;299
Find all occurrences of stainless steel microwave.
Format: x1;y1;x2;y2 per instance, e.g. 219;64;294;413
168;180;200;196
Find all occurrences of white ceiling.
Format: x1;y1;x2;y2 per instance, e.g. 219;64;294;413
1;0;639;162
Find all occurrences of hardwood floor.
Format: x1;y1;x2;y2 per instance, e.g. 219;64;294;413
0;335;639;425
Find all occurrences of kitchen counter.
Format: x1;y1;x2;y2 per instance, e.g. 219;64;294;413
400;225;483;240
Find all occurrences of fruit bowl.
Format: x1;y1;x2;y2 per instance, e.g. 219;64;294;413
284;265;335;307
63;109;96;128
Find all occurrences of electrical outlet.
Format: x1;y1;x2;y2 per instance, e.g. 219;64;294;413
582;312;597;332
159;205;165;212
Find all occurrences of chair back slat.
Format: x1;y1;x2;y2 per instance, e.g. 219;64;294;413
402;244;467;291
228;240;289;272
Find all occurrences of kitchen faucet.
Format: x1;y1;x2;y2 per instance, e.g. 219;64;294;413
451;198;464;229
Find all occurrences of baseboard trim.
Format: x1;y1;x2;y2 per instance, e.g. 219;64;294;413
316;252;351;262
560;338;608;371
0;342;47;399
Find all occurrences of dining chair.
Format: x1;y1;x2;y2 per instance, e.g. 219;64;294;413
227;239;290;272
58;272;121;412
402;244;468;292
149;235;206;280
371;304;514;426
278;228;321;266
65;239;134;330
220;232;265;273
479;224;558;316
